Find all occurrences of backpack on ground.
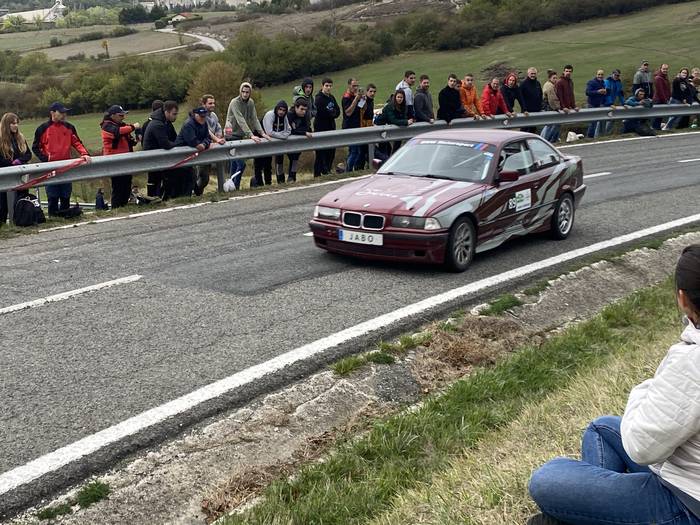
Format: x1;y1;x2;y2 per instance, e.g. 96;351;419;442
53;204;82;219
13;194;46;227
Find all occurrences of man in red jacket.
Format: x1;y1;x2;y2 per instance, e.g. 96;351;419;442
101;104;140;208
555;65;579;112
652;64;671;130
32;102;91;216
480;77;513;118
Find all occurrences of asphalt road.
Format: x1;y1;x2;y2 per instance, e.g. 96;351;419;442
1;133;699;508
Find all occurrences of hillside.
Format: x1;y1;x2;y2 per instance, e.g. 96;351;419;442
260;0;700;107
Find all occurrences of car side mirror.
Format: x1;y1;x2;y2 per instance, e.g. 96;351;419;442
372;158;384;170
499;170;520;182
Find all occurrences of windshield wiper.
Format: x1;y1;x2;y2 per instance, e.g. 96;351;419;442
422;174;455;180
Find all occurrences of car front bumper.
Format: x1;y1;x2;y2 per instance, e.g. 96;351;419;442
309;220;450;264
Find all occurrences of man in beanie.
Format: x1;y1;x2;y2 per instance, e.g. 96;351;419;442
292;78;317;123
32;102;91;217
100;104;140;208
224;82;270;189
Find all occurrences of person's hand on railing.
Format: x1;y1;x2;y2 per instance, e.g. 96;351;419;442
215;137;226;145
81;155;91;164
523;111;530;117
196;143;206;152
305;132;313;138
505;112;515;118
574;107;580;112
408;118;415;125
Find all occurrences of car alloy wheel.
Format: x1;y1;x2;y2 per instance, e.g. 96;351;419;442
445;217;476;272
551;193;575;239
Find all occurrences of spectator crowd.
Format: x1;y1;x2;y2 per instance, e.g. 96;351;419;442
2;58;700;226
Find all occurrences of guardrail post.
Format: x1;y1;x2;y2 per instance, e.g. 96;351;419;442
7;190;15;223
216;160;226;192
368;143;375;165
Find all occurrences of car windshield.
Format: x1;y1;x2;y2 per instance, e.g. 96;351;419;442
377;139;496;182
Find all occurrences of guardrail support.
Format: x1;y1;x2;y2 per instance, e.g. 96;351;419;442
216;160;226;193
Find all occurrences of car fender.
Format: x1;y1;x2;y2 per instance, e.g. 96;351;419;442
432;191;484;231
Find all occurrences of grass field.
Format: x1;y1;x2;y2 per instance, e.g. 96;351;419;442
223;277;681;524
0;23;155;53
261;1;700;108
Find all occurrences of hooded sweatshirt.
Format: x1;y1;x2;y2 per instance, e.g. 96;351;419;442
261;101;291;139
341;89;362;129
604;75;625;106
381;95;409;126
459;83;482;117
437;85;465;122
313;89;340;132
480;84;509;116
225;82;263;140
672;75;693;103
633;67;654;99
621;320;700;516
143;108;176;151
654;70;672;104
292;78;317;121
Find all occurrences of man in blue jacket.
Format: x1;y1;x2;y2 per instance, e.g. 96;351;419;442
172;106;213;198
585;69;607;138
603;69;625;135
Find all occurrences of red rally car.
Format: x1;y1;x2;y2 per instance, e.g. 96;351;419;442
309;129;586;272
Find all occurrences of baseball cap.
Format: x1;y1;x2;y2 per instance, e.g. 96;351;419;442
107;105;128;116
641;60;649;65
49;102;70;113
192;106;208;116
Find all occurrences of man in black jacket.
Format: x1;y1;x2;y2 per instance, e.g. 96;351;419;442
313;78;340;176
172;106;212;198
287;99;313;182
143;100;178;198
520;67;543;133
437;74;467;123
414;75;435;123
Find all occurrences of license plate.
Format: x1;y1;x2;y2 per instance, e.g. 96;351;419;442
338;229;383;246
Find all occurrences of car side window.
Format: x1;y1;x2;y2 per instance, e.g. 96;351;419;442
527;139;560;170
499;141;534;175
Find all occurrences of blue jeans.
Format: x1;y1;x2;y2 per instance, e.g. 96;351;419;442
229;159;246;190
529;415;700;525
346;145;362;172
666;99;686;130
541;124;561;143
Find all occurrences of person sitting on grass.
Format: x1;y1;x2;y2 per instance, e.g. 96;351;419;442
527;244;700;525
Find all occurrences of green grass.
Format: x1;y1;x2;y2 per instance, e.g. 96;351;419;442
522;280;550;297
223;278;677;525
331;355;367;376
260;1;700;108
365;351;396;365
480;294;524;316
37;502;72;520
75;480;110;508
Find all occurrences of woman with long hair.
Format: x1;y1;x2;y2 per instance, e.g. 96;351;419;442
0;112;32;226
528;245;700;525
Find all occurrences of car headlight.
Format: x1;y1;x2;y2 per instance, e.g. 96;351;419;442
391;216;426;229
424;218;442;230
391;216;443;230
314;206;341;220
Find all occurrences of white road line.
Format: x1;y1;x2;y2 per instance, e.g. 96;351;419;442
677;158;700;163
0;275;142;316
38;177;371;233
584;172;612;179
3;214;700;495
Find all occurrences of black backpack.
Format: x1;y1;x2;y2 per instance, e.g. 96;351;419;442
13;194;46;227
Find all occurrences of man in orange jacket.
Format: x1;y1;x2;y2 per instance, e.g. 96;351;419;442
460;74;485;119
100;104;140;208
32;102;91;217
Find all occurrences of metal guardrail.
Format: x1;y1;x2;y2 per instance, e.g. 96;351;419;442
0;105;698;192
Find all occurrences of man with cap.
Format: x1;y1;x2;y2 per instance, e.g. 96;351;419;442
100;104;140;208
173;106;213;198
633;60;654;101
32;102;91;217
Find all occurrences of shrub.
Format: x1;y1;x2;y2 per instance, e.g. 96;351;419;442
49;36;63;47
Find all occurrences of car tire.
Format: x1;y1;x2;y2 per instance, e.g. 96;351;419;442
444;217;476;272
550;193;575;240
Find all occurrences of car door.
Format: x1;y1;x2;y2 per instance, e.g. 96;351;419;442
486;140;538;239
524;138;564;229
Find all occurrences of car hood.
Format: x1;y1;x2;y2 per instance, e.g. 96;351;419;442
318;174;486;217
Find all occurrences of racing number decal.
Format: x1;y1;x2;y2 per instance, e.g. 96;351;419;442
507;189;532;212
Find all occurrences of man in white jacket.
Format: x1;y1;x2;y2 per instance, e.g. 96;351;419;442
528;244;700;525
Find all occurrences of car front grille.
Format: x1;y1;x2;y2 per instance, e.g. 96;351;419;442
342;211;385;230
343;211;362;227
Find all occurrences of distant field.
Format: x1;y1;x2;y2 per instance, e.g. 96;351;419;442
261;1;700;108
0;23;154;53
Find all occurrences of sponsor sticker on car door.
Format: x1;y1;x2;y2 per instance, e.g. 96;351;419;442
508;189;532;211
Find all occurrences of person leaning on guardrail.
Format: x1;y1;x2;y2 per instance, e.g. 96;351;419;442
528;245;700;525
173;106;216;198
31;102;91;217
585;69;608;139
224;82;270;190
313;78;340;177
142;100;179;198
0;112;32;226
254;100;291;186
356;83;376;170
196;94;224;196
100;105;140;209
520;67;543;134
603;69;625;135
540;70;562;143
555;65;579;114
381;90;414;128
415;75;435;124
622;88;656;136
480;77;513;119
665;67;694;130
652;64;671;131
286;98;313;183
